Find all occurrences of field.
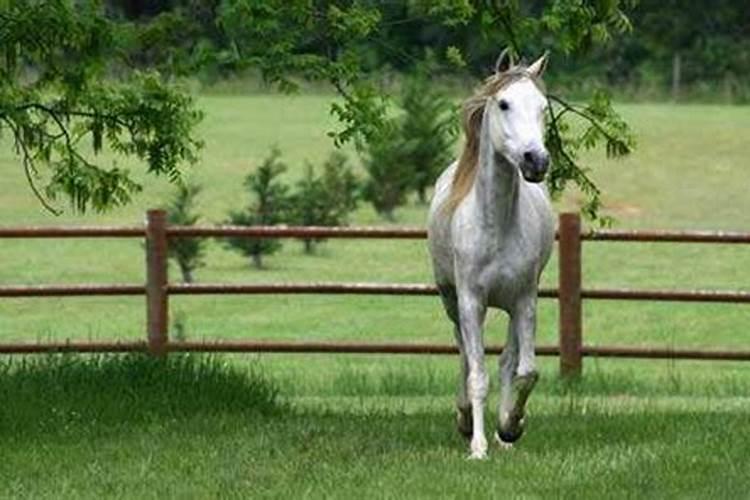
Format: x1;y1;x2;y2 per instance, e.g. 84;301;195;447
1;96;750;498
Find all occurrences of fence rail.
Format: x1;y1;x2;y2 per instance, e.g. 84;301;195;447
3;341;750;361
4;224;750;243
3;284;750;303
1;210;749;376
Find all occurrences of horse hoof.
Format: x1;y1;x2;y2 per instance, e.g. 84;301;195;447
496;425;524;444
494;432;514;450
467;449;488;460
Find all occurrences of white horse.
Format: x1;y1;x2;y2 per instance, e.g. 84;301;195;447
427;51;554;459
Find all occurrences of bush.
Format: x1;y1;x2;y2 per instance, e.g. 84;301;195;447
224;147;290;269
361;122;415;221
288;151;359;253
400;69;457;203
165;182;206;283
360;67;456;218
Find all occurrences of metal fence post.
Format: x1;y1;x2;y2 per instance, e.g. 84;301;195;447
558;212;582;377
146;209;169;356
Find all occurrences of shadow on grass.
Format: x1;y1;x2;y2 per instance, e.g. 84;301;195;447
0;354;283;441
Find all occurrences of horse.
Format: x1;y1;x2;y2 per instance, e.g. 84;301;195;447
427;50;555;460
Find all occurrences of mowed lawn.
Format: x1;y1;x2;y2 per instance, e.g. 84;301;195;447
1;96;750;498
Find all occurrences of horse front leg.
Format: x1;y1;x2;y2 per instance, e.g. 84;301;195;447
496;319;519;447
497;295;539;444
457;292;488;459
453;325;473;439
438;285;472;439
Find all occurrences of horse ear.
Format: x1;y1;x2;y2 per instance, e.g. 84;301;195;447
494;48;515;74
527;52;549;78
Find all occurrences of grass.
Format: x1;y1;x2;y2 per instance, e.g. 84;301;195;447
2;355;750;499
1;95;750;497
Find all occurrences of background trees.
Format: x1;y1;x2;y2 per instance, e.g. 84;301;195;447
6;1;749;219
223;148;360;267
1;1;203;214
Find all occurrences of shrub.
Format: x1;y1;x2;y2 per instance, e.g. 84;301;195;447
360;66;456;218
224;147;290;269
288;151;359;253
361;122;415;221
165;182;206;283
400;69;457;204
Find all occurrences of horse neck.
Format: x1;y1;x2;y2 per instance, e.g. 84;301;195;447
473;111;520;228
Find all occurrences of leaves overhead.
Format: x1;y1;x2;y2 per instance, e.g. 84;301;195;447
1;0;203;214
4;0;641;220
216;0;638;223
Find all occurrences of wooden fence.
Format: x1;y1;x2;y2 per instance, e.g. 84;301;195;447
1;210;750;377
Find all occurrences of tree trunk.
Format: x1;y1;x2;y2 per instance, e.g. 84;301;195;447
417;185;427;205
671;51;681;102
252;253;263;269
382;208;396;222
179;263;193;283
303;239;315;254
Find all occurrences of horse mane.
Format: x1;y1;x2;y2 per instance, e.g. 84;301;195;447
443;65;545;214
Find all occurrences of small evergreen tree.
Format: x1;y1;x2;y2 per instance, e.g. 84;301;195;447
400;69;457;204
165;182;206;283
320;151;360;221
289;164;326;254
289;151;359;253
361;122;415;221
224;148;289;269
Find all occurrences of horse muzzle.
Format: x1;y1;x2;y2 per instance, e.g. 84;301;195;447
521;150;549;183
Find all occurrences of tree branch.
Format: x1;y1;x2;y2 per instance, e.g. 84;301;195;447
12;103;131;130
547;94;631;153
1;116;61;214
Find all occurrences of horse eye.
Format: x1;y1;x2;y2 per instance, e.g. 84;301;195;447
499;99;510;111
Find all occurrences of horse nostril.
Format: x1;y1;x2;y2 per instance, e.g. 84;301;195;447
523;151;534;163
539;153;550;171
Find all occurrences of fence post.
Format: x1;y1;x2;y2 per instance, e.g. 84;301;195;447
146;209;169;356
558;212;582;378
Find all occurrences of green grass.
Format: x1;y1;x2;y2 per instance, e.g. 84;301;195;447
1;96;750;497
2;355;750;499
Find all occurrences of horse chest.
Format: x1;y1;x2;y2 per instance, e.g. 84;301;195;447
453;232;538;309
481;241;536;293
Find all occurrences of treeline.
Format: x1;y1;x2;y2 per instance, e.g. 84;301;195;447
105;0;750;102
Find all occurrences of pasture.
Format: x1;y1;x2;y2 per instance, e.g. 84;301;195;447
2;96;750;497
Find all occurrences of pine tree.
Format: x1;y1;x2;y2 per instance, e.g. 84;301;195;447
400;68;457;204
288;151;359;253
165;182;205;283
361;123;415;221
320;151;360;221
224;148;289;269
